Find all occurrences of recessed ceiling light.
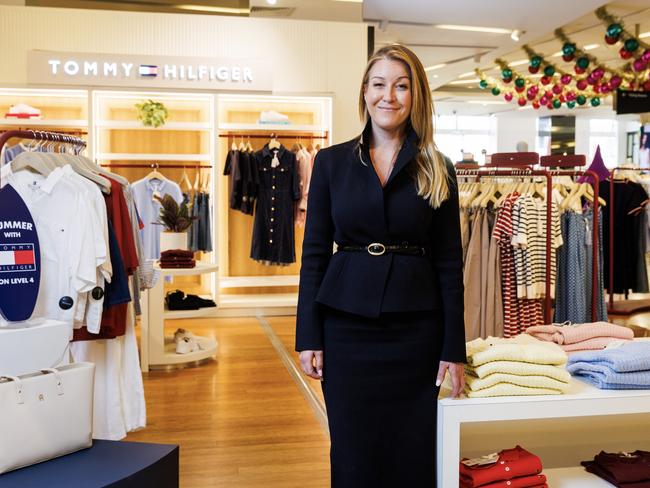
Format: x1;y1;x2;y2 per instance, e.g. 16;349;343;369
266;0;277;4
432;75;439;78
459;71;476;78
640;31;650;39
552;51;563;57
507;59;529;67
450;79;481;84
425;63;447;72
435;24;512;35
175;4;249;13
511;29;523;41
584;44;600;50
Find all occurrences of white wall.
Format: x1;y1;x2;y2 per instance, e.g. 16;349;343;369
495;113;537;153
0;5;367;142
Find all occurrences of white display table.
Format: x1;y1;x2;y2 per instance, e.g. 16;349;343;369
437;378;650;487
140;262;219;372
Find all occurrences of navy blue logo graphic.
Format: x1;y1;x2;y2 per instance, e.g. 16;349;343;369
0;184;41;321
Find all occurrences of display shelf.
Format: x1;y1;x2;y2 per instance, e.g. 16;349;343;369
157;262;219;276
218;122;328;133
140;263;219;372
163;307;219;320
0;118;88;128
219;274;299;288
95;120;212;131
437;378;650;487
218;292;298;308
154;336;218;369
544;467;614;487
96;153;211;161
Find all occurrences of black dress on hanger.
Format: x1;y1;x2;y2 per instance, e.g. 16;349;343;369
250;144;300;265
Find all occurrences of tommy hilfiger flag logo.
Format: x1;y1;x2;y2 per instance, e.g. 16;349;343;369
0;243;36;273
139;65;159;77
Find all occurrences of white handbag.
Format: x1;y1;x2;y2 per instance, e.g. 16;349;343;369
0;362;95;474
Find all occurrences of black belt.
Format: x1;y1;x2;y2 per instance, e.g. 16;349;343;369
337;242;427;256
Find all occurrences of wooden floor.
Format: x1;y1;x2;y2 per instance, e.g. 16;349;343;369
127;316;330;487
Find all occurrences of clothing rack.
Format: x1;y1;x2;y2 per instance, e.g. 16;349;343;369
540;153;601;323
218;132;328;140
456;167;554;323
607;167;650;315
0;129;87;136
0;129;87;187
99;163;213;169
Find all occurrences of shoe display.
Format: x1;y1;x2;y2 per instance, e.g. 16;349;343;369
175;336;200;354
165;290;217;310
173;328;216;353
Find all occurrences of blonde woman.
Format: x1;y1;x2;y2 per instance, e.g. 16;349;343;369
296;44;466;487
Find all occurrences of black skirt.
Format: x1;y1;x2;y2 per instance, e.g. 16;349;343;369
321;307;443;488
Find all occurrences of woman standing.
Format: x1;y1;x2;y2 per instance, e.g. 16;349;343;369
296;44;466;487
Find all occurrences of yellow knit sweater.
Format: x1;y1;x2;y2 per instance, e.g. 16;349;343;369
466;360;571;383
466;335;567;367
464;383;565;398
465;372;570;393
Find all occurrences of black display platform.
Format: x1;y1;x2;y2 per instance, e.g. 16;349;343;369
0;440;179;488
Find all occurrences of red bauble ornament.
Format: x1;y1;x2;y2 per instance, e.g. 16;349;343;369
643;80;650;91
633;59;648;72
605;35;618;45
504;93;514;102
593;84;601;93
528;66;540;74
576;79;589;90
527;92;536;101
560;74;572;85
540;76;552;85
574;66;586;75
503;77;513;84
547;103;554;110
540;96;548;105
533;101;541;110
552;84;562;95
619;48;633;60
600;83;611;93
610;75;623;89
518;97;527;107
593;68;605;79
559;95;566;103
587;74;597;85
515;85;525;93
562;54;575;63
642;50;650;63
566;92;576;101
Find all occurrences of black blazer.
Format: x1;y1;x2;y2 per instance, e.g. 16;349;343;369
295;122;467;363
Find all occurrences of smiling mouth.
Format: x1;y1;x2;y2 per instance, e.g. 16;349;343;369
378;107;399;111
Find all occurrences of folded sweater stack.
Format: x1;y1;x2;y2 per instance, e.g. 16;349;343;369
526;322;634;353
581;450;650;487
160;249;196;269
460;446;547;488
465;335;570;398
566;341;650;389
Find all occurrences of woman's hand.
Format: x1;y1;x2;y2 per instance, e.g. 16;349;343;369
299;350;324;380
436;361;465;398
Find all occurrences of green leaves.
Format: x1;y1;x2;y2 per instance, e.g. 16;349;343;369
135;99;169;128
153;193;195;232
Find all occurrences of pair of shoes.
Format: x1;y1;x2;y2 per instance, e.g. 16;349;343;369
165;290;217;311
173;328;215;354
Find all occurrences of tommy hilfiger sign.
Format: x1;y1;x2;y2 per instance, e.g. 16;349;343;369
28;50;273;91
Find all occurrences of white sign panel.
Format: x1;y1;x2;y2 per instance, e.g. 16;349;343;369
28;50;273;91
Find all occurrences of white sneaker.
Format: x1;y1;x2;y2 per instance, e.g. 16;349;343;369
175;336;200;354
173;328;212;350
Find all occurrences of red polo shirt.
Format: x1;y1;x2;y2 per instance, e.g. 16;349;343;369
460;446;543;487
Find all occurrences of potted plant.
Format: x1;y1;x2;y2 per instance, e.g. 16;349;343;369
135;99;169;128
154;194;195;251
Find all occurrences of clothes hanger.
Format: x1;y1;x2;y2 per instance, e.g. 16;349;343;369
268;133;281;150
146;162;166;181
238;134;246;152
231;135;238;151
179;165;192;193
201;170;211;193
246;134;254;152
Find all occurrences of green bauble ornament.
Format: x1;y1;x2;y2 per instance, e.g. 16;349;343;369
577;94;587;105
576;56;590;69
607;23;623;37
567;101;576;109
501;68;513;79
491;87;501;96
531;56;542;68
552;99;562;109
624;38;640;52
562;43;576;56
590;97;601;107
479;79;488;89
514;78;525;88
544;65;556;77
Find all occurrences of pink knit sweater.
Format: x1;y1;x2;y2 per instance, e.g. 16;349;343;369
525;323;633;351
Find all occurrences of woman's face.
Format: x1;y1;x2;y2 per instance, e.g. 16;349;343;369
364;58;412;133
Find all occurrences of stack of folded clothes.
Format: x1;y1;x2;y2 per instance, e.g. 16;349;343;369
465;335;570;398
581;450;650;487
526;322;634;353
165;290;216;310
160;249;195;268
566;341;650;389
460;446;547;487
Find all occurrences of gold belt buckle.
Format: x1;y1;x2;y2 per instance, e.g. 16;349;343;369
367;243;386;256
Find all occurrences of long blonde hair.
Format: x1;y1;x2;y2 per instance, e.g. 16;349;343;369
358;44;450;208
